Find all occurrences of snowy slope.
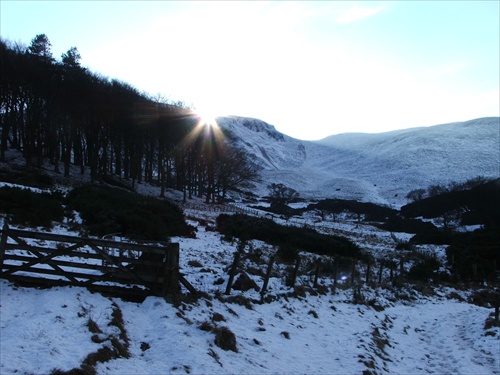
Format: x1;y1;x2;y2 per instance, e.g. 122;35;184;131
3;278;497;375
1;117;499;375
1;209;499;375
218;116;500;207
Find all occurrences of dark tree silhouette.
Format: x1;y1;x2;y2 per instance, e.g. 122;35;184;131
0;35;260;200
267;183;299;208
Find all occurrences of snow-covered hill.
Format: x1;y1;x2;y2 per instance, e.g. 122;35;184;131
218;116;500;207
1;115;499;374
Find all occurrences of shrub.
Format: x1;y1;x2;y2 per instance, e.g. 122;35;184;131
212;313;226;322
231;272;259;292
410;229;453;245
199;321;214;332
307;199;396;222
378;215;436;235
214;326;238;352
216;214;362;259
401;178;500;228
0;168;54;189
66;185;194;240
277;243;300;263
395;241;413;251
408;258;441;282
446;228;500;281
0;186;64;228
468;289;498;308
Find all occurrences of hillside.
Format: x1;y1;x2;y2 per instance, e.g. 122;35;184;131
1;33;499;374
1;195;499;374
1;140;499;374
219;117;499;207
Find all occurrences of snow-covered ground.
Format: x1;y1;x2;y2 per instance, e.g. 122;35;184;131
1;117;499;374
1;205;499;375
4;277;497;375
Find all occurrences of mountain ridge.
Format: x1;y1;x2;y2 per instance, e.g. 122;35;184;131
217;116;500;207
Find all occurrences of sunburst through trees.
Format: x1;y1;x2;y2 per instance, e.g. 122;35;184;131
0;34;261;202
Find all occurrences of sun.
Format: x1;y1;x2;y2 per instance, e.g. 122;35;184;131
182;104;226;150
195;106;219;129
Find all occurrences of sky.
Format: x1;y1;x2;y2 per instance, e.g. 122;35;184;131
1;1;499;140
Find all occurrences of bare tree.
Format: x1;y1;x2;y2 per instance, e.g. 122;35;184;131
215;142;262;202
267;183;299;208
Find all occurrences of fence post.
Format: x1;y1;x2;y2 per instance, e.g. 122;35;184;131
260;255;275;296
163;243;180;296
365;262;371;284
225;252;240;295
378;261;384;284
350;260;356;286
313;259;321;288
0;223;9;271
495;290;500;323
333;258;338;291
287;256;301;288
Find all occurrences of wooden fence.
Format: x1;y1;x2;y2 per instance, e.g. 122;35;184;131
0;223;195;299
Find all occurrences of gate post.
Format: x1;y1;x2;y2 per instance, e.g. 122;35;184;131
163;243;180;296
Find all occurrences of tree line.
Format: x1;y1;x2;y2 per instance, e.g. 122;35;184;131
406;176;492;202
0;34;260;202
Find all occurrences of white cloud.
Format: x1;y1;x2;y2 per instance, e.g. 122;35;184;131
336;4;386;24
429;61;469;76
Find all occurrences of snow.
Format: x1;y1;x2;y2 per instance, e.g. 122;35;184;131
385;302;498;375
1;116;499;374
219;116;500;207
0;283;110;374
2;279;499;374
1;208;499;375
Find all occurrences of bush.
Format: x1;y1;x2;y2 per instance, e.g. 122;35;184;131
0;168;54;189
214;326;238;352
408;258;441;282
231;272;259;292
216;214;362;259
307;199;396;222
66;185;194;241
395;241;413;251
0;186;64;228
468;289;498;308
401;178;500;228
378;215;436;235
446;228;500;281
410;229;453;245
277;243;300;263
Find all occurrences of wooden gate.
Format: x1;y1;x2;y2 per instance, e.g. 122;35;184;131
0;223;191;298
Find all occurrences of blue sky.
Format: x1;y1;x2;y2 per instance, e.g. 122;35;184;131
1;1;498;140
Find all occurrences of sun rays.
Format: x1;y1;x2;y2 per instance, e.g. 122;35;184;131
180;110;226;158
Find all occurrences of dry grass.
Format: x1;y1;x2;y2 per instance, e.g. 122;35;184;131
214;326;238;352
